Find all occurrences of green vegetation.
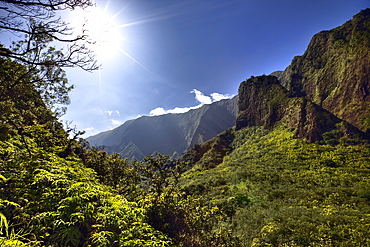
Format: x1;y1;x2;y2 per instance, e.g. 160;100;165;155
0;57;173;246
0;57;238;246
2;55;369;245
180;126;370;246
0;132;172;246
1;7;370;246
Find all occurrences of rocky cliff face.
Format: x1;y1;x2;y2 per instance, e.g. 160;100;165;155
276;8;370;132
236;75;367;143
236;76;290;130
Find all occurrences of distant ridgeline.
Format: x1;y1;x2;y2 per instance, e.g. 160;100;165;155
87;96;238;160
89;10;370;160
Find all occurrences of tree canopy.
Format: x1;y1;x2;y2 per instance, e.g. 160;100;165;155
0;0;98;115
0;0;97;71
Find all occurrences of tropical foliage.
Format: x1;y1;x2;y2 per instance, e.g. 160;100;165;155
180;126;370;246
0;57;238;246
1;9;370;246
0;57;173;246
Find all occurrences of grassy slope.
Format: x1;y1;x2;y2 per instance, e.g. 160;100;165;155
180;126;370;246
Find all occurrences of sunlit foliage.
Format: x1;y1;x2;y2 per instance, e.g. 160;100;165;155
0;58;173;246
181;126;370;246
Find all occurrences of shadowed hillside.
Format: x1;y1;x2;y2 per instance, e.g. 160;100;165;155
87;96;238;159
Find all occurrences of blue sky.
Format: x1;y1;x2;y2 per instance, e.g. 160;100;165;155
59;0;369;137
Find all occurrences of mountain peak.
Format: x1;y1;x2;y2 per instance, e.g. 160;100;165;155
87;97;238;159
276;8;370;132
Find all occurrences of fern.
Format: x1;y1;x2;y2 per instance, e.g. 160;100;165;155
0;212;8;237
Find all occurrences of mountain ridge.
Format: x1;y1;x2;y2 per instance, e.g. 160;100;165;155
178;9;370;245
275;8;370;132
87;96;238;159
236;75;368;143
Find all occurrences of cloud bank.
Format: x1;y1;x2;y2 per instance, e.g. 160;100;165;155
81;90;233;137
150;89;233;116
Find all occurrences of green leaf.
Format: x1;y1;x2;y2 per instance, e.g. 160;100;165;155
0;212;9;236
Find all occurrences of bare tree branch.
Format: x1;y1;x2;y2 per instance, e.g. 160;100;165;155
0;0;98;116
0;0;98;71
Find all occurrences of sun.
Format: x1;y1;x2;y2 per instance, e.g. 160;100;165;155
67;1;156;75
70;5;124;60
85;7;123;58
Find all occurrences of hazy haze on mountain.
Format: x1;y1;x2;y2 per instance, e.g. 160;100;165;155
87;96;238;159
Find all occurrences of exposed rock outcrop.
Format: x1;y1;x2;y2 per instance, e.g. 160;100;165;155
276;8;370;132
236;75;290;130
236;75;367;143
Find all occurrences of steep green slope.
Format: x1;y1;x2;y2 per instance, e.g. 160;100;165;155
277;8;370;132
180;126;370;246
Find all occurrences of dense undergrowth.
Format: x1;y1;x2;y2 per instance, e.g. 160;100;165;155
1;17;370;244
180;126;370;246
0;57;239;246
0;57;173;246
0;131;173;246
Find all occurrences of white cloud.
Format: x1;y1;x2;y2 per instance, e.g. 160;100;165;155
111;119;122;126
149;89;233;116
211;92;231;101
150;106;200;116
167;106;198;114
84;127;95;131
150;107;167;116
191;89;212;104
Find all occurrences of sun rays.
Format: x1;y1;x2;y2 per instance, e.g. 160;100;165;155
66;0;241;112
79;2;124;60
68;0;235;76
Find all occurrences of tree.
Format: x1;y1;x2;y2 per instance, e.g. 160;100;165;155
0;0;97;71
0;0;98;115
